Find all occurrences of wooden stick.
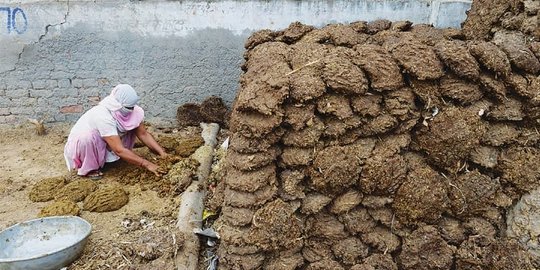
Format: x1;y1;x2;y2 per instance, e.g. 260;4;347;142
285;52;338;76
285;59;322;76
27;118;46;135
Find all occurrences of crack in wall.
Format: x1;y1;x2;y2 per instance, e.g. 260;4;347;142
38;0;70;42
9;0;71;73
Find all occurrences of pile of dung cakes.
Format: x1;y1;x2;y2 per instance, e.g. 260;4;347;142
462;0;539;41
463;0;540;265
211;17;540;270
29;176;128;216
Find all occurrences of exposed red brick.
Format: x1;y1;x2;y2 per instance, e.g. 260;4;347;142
60;104;83;113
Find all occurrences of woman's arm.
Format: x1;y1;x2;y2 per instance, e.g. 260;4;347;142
134;123;167;157
103;135;164;176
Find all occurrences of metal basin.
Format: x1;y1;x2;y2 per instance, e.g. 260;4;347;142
0;216;92;270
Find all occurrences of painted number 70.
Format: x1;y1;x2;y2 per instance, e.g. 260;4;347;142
0;7;28;34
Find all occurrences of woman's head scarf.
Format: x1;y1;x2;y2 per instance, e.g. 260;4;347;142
99;84;144;132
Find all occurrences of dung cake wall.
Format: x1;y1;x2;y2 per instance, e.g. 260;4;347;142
462;0;539;41
214;18;540;270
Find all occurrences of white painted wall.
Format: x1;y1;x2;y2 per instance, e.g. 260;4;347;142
0;0;472;72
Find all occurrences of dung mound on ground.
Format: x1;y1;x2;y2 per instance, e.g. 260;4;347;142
83;185;129;212
39;199;80;217
29;176;67;202
157;135;204;157
107;152;188;197
177;96;230;127
200;96;229;125
176;103;203;127
164;158;199;193
176;137;205;157
215;14;540;269
55;179;98;202
71;214;183;270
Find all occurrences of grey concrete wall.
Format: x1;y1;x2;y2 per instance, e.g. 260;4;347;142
0;0;472;125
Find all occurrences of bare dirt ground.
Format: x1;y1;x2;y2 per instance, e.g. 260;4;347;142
0;123;200;269
0;123;69;229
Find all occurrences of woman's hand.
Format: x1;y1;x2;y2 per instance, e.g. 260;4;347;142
143;161;167;177
135;124;168;156
103;135;167;177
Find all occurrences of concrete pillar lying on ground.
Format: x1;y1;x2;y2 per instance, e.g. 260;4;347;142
175;123;220;270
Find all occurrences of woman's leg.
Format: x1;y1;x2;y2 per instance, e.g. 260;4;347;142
104;131;137;163
66;131;108;176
